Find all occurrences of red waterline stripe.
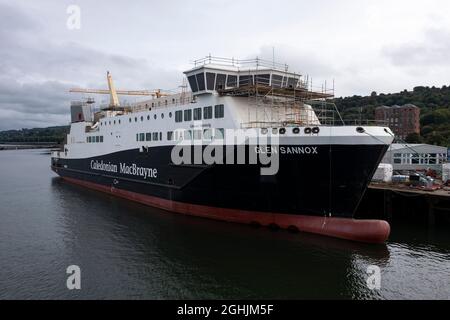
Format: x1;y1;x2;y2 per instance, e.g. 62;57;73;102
60;176;390;244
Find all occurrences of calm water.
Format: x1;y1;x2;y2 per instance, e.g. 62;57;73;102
0;149;449;300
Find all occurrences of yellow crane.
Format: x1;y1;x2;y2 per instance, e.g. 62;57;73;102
69;71;168;108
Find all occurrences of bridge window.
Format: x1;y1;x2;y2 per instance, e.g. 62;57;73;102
272;75;283;88
287;77;298;88
187;75;198;93
239;75;253;86
196;73;206;91
214;104;224;118
227;75;237;87
215;73;226;90
256;74;270;85
206;72;216;90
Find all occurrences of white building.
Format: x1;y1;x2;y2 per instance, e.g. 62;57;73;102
381;143;448;172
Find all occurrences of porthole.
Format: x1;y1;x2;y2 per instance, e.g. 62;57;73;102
134;117;137;122
147;115;150;120
141;116;144;122
169;112;172;118
129;118;131;123
118;120;121;124
279;128;286;135
312;127;320;134
356;127;365;133
261;128;268;135
304;127;312;134
272;128;278;134
293;127;300;134
154;114;157;120
113;120;116;124
161;113;164;119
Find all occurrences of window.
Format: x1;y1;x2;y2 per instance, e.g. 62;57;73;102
119;120;121;124
187;75;198;92
153;132;159;141
135;117;138;122
196;73;206;91
159;132;162;141
215;73;226;90
161;113;164;119
206;72;216;90
184;109;192;121
194;108;202;120
139;133;145;141
147;115;150;120
141;116;144;122
169;112;172;118
226;75;237;87
96;136;100;143
193;130;202;140
100;136;103;143
239;75;253;86
167;131;173;141
146;133;152;141
215;128;225;139
129;118;132;123
136;134;139;141
184;130;192;140
272;75;283;88
86;137;89;143
287;77;298;88
175;110;183;122
113;120;116;124
203;106;213;119
214;104;224;118
255;74;270;85
203;129;212;140
154;114;157;120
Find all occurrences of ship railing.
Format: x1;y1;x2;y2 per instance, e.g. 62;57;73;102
240;119;389;129
192;55;289;72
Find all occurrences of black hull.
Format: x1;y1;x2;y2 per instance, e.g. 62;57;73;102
52;144;388;219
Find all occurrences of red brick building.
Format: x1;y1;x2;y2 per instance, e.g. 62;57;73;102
375;104;420;140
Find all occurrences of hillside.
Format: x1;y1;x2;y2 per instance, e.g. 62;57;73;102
1;85;449;147
0;126;69;144
334;85;450;147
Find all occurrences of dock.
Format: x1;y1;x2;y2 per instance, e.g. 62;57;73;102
356;183;450;226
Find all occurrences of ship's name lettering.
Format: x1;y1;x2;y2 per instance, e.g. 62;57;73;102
119;163;157;179
255;146;318;155
90;160;157;179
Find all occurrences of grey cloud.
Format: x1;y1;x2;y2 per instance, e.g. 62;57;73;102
383;28;450;67
0;2;180;130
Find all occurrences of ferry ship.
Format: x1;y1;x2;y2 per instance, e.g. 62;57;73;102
51;56;394;243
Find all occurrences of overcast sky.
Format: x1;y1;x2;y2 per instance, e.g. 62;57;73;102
1;0;450;130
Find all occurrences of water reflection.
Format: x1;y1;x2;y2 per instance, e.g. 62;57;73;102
1;149;450;299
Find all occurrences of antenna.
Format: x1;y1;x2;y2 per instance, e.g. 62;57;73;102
272;47;275;68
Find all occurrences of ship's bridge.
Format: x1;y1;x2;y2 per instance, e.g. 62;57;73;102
183;56;306;96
